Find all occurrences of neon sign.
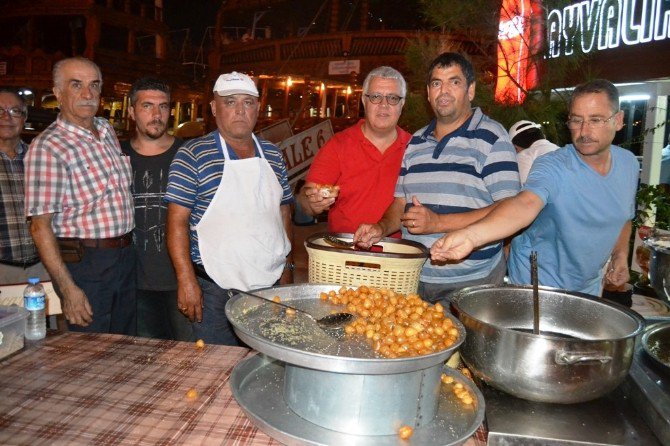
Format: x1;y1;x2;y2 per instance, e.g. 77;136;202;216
547;0;670;59
495;0;542;104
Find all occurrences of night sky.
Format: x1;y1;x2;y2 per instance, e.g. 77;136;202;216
164;0;428;43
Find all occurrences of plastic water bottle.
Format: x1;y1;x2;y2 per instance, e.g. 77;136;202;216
24;277;46;340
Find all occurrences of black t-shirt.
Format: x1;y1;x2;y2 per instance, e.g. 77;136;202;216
121;138;183;290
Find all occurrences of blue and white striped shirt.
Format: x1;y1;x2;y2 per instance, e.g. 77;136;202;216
395;107;520;284
165;130;293;264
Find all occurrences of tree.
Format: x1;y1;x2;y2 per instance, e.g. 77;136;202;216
401;0;591;145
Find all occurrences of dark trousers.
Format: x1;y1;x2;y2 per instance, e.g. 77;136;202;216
137;289;194;341
62;245;137;335
191;277;241;346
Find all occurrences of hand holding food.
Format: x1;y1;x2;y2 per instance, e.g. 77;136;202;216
316;183;340;198
302;183;339;215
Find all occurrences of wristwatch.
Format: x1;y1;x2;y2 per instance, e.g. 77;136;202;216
285;261;295;272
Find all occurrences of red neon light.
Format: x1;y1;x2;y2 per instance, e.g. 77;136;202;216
495;0;541;105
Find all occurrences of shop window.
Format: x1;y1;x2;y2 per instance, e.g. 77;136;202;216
618;100;647;156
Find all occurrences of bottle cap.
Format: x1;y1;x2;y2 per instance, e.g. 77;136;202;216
28;277;40;285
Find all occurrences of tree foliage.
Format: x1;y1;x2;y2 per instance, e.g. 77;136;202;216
403;0;591;145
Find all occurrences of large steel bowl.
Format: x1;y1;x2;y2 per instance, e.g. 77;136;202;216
645;235;670;302
225;284;473;437
451;285;644;404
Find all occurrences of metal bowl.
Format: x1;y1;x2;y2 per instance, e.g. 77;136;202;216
225;283;465;375
642;322;670;373
451;284;644;404
644;235;670;302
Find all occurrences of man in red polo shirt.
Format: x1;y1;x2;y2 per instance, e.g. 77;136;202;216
296;66;410;236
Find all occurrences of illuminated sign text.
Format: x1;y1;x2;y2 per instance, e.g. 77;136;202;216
547;0;670;58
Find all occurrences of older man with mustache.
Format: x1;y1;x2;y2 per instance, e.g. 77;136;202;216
120;77;192;341
25;57;136;335
431;79;638;296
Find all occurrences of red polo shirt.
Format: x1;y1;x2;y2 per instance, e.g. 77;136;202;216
306;120;411;235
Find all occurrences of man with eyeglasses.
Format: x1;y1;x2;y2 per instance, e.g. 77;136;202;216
165;71;293;345
0;89;49;284
430;79;638;296
355;53;520;303
24;57;136;334
297;66;411;235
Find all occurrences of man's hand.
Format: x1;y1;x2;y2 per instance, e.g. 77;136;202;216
605;257;630;288
60;283;93;327
353;223;383;249
300;183;338;216
401;196;440;234
29;213;93;327
177;276;203;323
430;229;479;262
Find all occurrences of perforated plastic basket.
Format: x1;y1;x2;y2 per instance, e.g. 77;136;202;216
305;232;429;295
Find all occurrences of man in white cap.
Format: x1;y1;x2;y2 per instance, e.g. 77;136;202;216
508;120;558;184
165;71;294;345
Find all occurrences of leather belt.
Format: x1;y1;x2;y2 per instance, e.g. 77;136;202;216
58;233;132;249
0;258;40;268
192;262;214;282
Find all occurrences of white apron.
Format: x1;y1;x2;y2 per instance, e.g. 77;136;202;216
195;134;290;290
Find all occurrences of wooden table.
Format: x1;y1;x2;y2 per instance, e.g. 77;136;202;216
0;332;486;445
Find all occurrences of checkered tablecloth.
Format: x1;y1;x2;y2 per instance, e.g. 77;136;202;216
0;332;486;445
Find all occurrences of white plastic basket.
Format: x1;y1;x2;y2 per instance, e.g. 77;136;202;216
305;232;428;295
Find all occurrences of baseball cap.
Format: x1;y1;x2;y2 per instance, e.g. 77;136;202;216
213;71;258;97
509;120;542;140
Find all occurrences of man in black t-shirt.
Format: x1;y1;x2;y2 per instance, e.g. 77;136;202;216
121;78;193;341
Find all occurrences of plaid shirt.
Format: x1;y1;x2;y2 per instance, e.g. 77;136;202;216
0;141;39;263
25;116;134;238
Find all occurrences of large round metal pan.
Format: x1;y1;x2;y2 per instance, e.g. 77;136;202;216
642;322;670;373
225;284;465;375
230;354;485;446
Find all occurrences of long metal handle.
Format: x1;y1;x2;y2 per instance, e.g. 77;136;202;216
555;351;613;365
228;288;312;319
531;251;539;335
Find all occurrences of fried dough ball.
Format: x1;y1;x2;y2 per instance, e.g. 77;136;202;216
441;376;474;405
316;184;340;198
398;425;414;439
322;286;459;358
195;339;205;350
185;388;198;401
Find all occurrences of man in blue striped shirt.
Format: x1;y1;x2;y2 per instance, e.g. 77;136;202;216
165;72;294;345
355;53;520;303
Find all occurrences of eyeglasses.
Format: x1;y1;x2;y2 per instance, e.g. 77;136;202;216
364;93;403;106
566;112;618;130
0;107;25;119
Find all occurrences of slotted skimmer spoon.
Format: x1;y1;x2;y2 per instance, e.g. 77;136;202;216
323;234;355;248
228;288;354;330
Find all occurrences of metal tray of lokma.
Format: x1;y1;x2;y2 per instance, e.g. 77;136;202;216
225;284;465;375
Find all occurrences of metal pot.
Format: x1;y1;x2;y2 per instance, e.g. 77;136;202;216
645;235;670;302
450;285;644;404
642;322;670;373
